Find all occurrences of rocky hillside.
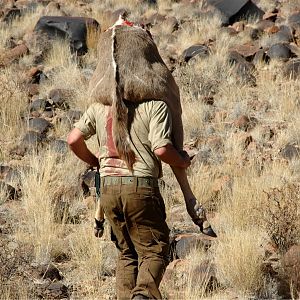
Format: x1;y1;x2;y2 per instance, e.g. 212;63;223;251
0;0;300;299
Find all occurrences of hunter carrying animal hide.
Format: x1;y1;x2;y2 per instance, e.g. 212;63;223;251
88;20;183;170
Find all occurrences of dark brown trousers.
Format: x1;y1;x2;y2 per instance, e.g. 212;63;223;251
100;176;170;300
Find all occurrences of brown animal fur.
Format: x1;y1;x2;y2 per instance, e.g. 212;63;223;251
89;25;183;169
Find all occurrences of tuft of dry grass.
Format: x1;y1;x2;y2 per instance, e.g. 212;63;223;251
16;149;84;264
214;229;266;296
0;67;27;150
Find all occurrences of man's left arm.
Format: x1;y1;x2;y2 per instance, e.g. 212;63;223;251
67;128;99;168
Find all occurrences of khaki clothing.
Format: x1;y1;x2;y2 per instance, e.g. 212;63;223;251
100;177;169;300
75;101;173;178
75;101;172;299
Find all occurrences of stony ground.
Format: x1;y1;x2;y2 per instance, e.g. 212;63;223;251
1;0;300;299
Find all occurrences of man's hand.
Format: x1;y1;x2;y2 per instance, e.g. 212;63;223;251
94;218;105;238
185;198;217;237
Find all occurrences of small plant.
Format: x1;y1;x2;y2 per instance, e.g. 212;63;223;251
262;184;300;252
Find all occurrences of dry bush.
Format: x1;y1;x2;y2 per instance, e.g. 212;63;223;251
44;39;75;69
183;249;216;299
0;67;27;149
175;15;221;52
86;24;101;51
0;5;43;42
214;229;266;296
260;184;300;252
68;222;105;281
40;40;90;112
17;149;84;264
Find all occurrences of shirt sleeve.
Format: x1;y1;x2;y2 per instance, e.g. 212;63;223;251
74;105;97;140
148;101;173;151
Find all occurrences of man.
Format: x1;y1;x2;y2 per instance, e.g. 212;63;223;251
67;100;191;299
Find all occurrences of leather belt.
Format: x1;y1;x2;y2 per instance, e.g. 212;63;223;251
102;176;159;188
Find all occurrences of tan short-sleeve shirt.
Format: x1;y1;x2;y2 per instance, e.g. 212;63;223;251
75;100;173;178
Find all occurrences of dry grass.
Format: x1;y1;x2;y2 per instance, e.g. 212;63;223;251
0;67;27;151
214;229;266;296
16;150;84;264
1;0;300;299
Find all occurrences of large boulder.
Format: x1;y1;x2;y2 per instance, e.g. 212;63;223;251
34;16;100;55
206;0;264;25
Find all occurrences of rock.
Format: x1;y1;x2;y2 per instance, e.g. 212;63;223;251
162;16;179;33
266;43;291;61
228;51;256;85
280;144;300;160
42;2;66;16
29;99;47;112
263;10;278;22
280;245;300;296
270;28;293;44
27;83;39;97
22;131;44;146
255;19;275;31
28;118;51;134
248;27;262;40
42;110;55;118
283;59;300;79
81;169;96;196
171;233;214;259
0;165;13;180
0;181;17;200
46;282;68;298
233;115;250;130
229;42;261;60
39;264;63;281
253;49;268;64
27;67;47;84
48;89;71;109
288;43;300;57
182;44;210;62
65;110;82;122
206;0;264;25
162;259;217;295
264;25;280;34
48;140;68;154
0;43;29;67
34;16;100;56
231;21;245;32
288;12;300;29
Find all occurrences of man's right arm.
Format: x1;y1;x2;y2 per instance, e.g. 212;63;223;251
154;144;190;168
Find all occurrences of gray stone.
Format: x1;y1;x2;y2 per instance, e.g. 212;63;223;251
65;110;82;122
172;233;214;259
46;281;68;298
284;59;300;79
266;43;291;61
207;0;264;25
48;140;68;154
29;99;47;112
28;118;51;134
0;181;17;200
182;44;210;62
39;264;63;281
48;89;70;109
280;144;300;160
22;131;44;146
